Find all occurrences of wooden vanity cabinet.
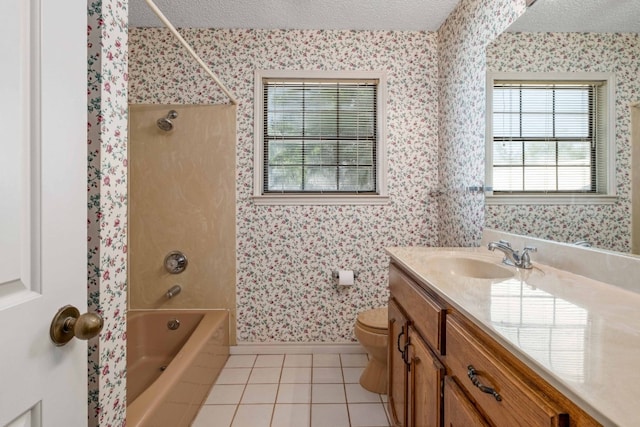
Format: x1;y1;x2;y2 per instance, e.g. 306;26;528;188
388;299;408;426
388;265;446;427
388;262;601;427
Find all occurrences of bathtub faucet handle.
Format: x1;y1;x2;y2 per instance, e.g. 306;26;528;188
164;251;188;274
166;284;182;298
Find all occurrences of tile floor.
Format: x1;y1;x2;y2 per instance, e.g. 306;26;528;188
192;353;390;427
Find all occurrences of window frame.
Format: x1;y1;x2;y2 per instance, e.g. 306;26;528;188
485;72;617;205
253;70;389;206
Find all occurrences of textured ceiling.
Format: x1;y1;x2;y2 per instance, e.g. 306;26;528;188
508;0;640;33
128;0;461;30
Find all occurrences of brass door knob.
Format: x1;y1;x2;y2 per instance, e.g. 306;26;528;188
50;305;104;346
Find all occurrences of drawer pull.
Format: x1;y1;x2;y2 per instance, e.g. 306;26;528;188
403;339;411;369
467;365;502;402
397;326;405;353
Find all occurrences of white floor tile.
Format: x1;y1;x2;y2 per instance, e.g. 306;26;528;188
254;354;285;367
271;404;311;427
205;384;245;405
277;383;312;404
313;353;341;367
248;367;282;384
311;404;350;427
206;351;391;427
231;404;274;427
215;368;252;385
224;355;257;368
345;383;382;403
280;367;312;383
381;393;388;402
312;384;346;404
284;354;313;367
192;404;236;427
348;403;390;427
340;353;369;367
312;367;343;383
241;383;279;404
341;367;363;384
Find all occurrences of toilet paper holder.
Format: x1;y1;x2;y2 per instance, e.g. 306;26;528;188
331;270;359;280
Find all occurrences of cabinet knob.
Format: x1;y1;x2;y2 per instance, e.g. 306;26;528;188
467;365;502;402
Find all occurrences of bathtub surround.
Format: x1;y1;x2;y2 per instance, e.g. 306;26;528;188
87;0;129;425
128;104;237;343
633;104;640;254
436;0;527;247
485;32;640;253
129;28;441;342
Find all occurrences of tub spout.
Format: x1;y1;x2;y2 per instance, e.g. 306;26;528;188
166;285;182;298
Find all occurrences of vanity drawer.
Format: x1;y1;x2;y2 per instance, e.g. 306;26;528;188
446;315;568;427
389;263;445;353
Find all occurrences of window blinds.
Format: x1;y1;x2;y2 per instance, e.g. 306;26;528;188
263;79;378;193
492;81;606;194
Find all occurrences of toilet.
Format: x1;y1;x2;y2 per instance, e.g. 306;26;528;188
354;306;389;394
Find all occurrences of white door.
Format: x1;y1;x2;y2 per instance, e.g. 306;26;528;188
0;1;91;426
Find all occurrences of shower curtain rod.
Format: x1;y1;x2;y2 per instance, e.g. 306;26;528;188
144;0;238;105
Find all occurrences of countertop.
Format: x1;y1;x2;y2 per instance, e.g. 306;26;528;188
386;246;640;427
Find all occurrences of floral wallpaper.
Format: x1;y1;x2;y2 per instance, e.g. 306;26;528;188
87;0;128;425
85;0;634;424
436;0;527;246
485;32;640;253
128;28;440;342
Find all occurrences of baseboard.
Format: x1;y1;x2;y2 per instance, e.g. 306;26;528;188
230;342;366;355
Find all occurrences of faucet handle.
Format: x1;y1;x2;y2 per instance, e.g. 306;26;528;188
520;246;537;269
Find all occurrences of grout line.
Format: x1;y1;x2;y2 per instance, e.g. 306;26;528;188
228;355;255;426
271;355;283;427
341;354;353;427
228;402;240;427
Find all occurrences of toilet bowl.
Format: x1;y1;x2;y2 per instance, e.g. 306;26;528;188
354;306;389;394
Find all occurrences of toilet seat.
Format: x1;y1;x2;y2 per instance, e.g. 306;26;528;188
356;307;388;334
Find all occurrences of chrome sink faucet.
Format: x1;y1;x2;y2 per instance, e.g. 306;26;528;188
487;240;537;269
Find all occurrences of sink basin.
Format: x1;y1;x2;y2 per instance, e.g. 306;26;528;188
430;256;514;280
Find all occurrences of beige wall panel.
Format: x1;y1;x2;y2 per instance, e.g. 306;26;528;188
633;105;640;255
129;104;237;343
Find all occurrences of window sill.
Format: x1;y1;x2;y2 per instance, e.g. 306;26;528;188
485;194;618;205
252;194;390;206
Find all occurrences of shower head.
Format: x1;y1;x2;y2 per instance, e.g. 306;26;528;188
157;110;178;131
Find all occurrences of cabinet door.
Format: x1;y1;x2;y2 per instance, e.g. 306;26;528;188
389;298;409;427
443;376;491;427
408;328;445;427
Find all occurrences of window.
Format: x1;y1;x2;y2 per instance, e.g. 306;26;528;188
253;70;388;205
486;72;615;204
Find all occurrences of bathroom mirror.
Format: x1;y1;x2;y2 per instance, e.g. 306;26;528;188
484;0;640;254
